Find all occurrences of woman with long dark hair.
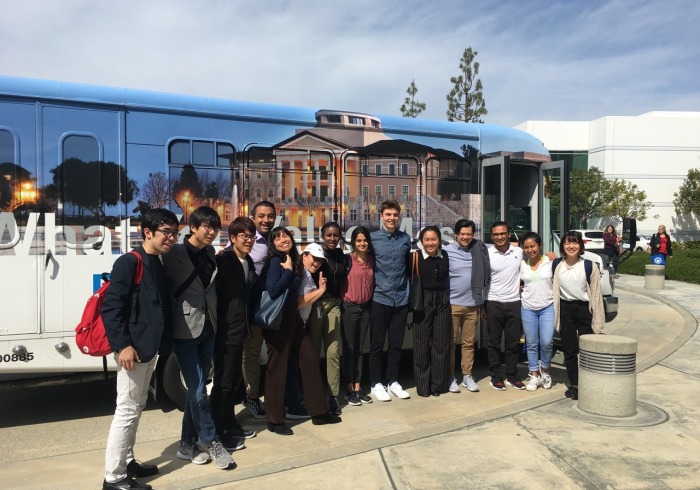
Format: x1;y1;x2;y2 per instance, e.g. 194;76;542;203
340;226;375;406
602;224;620;273
553;231;605;401
260;227;341;435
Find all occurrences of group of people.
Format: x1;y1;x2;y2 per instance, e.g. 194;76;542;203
99;199;606;490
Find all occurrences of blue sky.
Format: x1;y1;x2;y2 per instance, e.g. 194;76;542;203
2;0;699;126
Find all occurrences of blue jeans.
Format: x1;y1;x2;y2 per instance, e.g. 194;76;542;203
172;325;217;445
521;304;555;372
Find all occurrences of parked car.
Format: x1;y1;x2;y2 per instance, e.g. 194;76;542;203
572;229;605;252
623;235;651;252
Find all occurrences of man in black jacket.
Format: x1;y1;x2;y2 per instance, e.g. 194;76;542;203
102;208;178;490
210;217;258;448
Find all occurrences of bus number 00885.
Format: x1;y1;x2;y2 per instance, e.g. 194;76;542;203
1;353;35;362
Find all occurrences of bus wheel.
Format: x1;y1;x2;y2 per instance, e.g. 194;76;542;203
163;354;187;411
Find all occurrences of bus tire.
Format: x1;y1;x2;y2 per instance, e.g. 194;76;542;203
163;354;187;411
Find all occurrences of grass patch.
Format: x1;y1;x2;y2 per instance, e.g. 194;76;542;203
619;249;700;285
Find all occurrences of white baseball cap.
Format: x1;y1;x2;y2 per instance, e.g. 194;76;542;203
303;243;326;260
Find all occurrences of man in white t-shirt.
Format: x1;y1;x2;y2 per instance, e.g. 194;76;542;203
485;221;525;391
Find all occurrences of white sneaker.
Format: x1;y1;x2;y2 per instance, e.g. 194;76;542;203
388;381;410;399
525;376;540;392
540;372;552;390
462;375;480;392
371;383;391;402
448;379;461;393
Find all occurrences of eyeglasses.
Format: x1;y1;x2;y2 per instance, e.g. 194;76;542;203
237;233;256;241
156;228;178;239
201;224;220;233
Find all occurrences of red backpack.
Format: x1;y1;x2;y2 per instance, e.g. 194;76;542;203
75;251;144;356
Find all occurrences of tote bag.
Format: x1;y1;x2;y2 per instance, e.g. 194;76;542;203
253;289;289;331
408;251;424;312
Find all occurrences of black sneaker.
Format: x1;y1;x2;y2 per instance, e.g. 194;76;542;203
227;423;256;439
357;389;373;404
506;377;526;390
565;386;579;400
489;378;507;391
286;405;311;420
243;396;266;419
220;433;246;451
329;396;342;415
311;412;342;425
344;390;362;407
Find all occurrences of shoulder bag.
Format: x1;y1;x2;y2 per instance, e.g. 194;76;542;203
253;289;289;331
408;251;424;312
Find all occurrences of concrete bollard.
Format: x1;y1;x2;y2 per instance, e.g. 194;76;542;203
645;264;665;289
578;334;637;417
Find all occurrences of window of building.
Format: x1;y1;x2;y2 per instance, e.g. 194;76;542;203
350;209;357;221
348;116;365;125
375;185;382;197
375;164;382;176
268;187;274;198
362;186;369;199
401;163;409;176
362;164;369;176
388;185;396;197
402;185;409;196
364;209;370;221
319;166;328;180
0;129;15;164
320;186;328;199
255;188;262;198
389;164;396;176
327;114;342;124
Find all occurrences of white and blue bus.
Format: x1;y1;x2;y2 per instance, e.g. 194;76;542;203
0;76;554;404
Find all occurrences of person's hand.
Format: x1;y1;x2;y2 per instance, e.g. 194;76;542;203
546;251;557;261
281;254;293;270
479;305;487;320
318;271;327;292
118;346;140;371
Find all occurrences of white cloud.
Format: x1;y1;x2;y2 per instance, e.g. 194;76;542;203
2;0;699;126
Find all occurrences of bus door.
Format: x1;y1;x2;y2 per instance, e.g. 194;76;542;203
244;147;338;245
39;105;125;344
0;101;39;337
167;139;236;249
342;153;422;241
540;160;568;254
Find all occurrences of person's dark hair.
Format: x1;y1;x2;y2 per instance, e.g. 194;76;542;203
321;221;341;235
266;226;302;275
491;220;508;231
141;208;178;239
228;216;256;237
520;231;542;249
251;200;276;216
604;224;616;235
419;225;442;244
189;206;221;229
454;219;476;235
560;230;585;255
379;198;401;215
350;226;374;256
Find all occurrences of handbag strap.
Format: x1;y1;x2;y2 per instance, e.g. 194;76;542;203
412;251;420;278
174;264;201;301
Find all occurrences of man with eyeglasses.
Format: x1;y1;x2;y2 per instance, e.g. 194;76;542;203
211;217;259;456
102;208;179;490
484;220;526;391
162;206;235;471
444;219;491;394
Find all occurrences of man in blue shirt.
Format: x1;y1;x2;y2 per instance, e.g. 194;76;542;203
369;199;412;402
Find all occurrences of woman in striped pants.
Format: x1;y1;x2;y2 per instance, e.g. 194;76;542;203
412;226;451;397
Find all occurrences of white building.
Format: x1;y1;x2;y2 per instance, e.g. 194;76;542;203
517;112;700;241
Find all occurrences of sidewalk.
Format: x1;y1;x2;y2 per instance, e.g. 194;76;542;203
6;275;700;489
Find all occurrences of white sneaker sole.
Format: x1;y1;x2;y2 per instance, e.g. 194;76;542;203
389;389;410;399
